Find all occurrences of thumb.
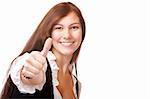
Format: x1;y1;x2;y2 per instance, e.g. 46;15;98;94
41;38;52;57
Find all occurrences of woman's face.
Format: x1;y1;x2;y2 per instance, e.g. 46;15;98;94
51;12;82;56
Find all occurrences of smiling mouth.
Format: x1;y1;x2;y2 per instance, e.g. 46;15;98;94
60;42;74;46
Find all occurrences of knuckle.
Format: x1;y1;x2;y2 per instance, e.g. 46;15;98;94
31;67;40;74
41;56;46;64
26;55;34;62
24;60;32;69
21;68;26;74
30;51;40;59
37;63;43;70
30;51;39;55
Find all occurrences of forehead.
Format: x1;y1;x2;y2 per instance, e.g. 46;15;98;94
56;12;80;25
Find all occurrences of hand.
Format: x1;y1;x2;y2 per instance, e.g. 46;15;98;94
21;38;52;85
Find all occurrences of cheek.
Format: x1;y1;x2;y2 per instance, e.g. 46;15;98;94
51;32;61;41
51;32;61;49
73;31;82;42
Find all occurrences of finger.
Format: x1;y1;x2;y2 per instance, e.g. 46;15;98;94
41;38;52;57
24;62;40;74
22;69;35;79
30;51;46;65
26;55;43;70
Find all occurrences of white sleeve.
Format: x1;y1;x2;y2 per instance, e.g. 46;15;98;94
10;52;47;94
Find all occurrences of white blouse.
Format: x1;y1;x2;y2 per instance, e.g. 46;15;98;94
10;51;81;99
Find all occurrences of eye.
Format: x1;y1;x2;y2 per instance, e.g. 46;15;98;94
54;26;63;30
71;26;79;30
53;25;63;30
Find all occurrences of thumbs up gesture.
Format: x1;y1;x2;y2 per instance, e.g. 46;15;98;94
21;38;52;85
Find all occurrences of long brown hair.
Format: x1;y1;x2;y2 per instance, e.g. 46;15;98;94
1;2;85;98
21;2;85;62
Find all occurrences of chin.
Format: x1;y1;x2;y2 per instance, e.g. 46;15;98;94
60;50;75;56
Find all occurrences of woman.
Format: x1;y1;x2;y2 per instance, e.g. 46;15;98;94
0;2;85;99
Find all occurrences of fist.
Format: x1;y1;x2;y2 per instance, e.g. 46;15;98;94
21;38;52;85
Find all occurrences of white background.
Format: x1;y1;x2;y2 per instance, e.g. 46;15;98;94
0;0;150;99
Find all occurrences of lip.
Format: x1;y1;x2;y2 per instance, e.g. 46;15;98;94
60;41;74;46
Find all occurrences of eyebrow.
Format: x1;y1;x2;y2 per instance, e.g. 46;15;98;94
54;23;80;26
54;24;63;26
70;23;80;26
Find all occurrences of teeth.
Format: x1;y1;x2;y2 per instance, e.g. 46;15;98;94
61;42;73;46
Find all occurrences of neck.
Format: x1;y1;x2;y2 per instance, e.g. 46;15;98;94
52;49;73;74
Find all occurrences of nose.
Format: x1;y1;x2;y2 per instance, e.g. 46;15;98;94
63;28;71;39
